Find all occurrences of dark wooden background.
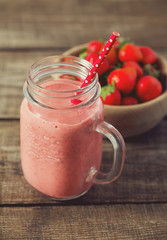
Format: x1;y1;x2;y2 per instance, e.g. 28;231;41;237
0;0;167;239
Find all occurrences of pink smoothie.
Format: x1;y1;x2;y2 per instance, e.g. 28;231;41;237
20;82;103;199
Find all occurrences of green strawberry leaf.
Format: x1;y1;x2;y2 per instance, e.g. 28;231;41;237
80;48;87;54
111;81;116;90
154;70;160;78
79;51;88;59
100;84;116;101
79;48;88;58
143;64;160;78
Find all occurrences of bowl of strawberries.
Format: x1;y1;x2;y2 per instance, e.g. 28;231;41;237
63;38;167;137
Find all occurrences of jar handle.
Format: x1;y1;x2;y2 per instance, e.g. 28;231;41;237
94;121;125;185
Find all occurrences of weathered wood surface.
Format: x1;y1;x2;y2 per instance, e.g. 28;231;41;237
0;0;166;49
1;204;167;240
0;119;167;205
0;51;61;119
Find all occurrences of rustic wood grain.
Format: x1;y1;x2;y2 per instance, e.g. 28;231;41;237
0;51;62;119
0;204;167;240
0;0;166;49
0;119;167;205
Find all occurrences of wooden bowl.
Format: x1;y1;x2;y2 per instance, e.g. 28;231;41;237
63;44;167;138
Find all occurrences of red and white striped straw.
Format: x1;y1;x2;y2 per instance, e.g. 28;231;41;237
81;31;120;88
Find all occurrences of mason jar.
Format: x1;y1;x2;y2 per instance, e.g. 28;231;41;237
20;55;125;200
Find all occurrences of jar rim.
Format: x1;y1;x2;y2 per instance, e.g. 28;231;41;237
24;55;101;110
27;55;98;94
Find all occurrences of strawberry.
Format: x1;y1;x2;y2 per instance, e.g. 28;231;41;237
119;43;143;62
136;76;162;102
107;47;117;65
122;96;138;105
100;83;121;105
139;46;157;64
85;52;110;76
123;61;143;76
107;67;137;95
114;37;133;50
87;40;104;52
97;58;110;76
85;52;99;64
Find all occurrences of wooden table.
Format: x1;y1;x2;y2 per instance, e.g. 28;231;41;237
0;0;167;239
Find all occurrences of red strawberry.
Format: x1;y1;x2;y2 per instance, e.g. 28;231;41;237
107;47;117;65
122;96;138;105
100;83;121;105
136;76;162;102
87;40;104;52
97;58;110;76
119;43;143;62
139;46;157;64
107;67;137;95
123;61;143;76
85;52;99;64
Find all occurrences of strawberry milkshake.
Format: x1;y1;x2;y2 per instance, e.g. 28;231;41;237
20;56;125;200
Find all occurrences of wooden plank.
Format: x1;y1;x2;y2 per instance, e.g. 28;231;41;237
0;204;167;239
0;50;167;119
0;0;166;48
0;119;167;205
0;50;61;119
